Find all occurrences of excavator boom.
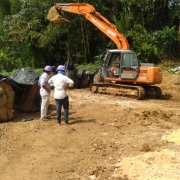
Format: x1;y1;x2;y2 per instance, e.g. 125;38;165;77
47;3;129;50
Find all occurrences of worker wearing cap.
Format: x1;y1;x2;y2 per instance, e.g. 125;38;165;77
48;65;74;125
40;65;53;120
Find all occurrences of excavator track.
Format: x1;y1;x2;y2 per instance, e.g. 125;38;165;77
90;83;162;100
143;86;162;98
90;83;145;100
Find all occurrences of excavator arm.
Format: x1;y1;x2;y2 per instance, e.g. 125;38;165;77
47;3;129;50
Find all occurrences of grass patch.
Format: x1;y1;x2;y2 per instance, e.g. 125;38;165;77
159;60;180;71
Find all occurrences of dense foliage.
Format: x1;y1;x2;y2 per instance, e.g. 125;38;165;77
0;0;180;72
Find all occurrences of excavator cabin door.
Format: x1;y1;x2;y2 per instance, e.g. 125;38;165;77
118;52;139;80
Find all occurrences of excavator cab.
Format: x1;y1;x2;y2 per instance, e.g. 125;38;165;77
103;50;139;80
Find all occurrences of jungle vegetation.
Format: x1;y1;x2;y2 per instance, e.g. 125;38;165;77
0;0;180;73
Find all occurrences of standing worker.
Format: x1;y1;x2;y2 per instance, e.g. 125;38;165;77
40;65;53;120
48;65;74;125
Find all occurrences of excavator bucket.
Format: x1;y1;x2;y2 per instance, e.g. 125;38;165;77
47;6;70;24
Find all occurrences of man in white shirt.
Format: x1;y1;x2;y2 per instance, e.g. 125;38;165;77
40;65;53;120
48;65;74;125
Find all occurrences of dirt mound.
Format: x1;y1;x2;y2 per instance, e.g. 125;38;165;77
159;73;180;100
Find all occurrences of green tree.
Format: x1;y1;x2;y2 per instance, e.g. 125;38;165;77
125;24;159;63
154;26;179;59
0;0;180;72
0;0;55;70
0;0;11;21
10;0;21;14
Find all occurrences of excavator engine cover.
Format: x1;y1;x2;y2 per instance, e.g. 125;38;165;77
47;6;70;24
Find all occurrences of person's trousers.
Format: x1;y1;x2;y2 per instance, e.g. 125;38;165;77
55;96;69;124
41;95;49;118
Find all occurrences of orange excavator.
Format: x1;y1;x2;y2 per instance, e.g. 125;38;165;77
47;3;162;99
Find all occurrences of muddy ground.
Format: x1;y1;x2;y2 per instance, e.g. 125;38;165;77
0;73;180;180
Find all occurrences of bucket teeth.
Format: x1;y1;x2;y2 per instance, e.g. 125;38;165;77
47;6;70;24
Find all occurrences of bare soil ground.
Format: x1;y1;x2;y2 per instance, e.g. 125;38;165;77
1;73;180;180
